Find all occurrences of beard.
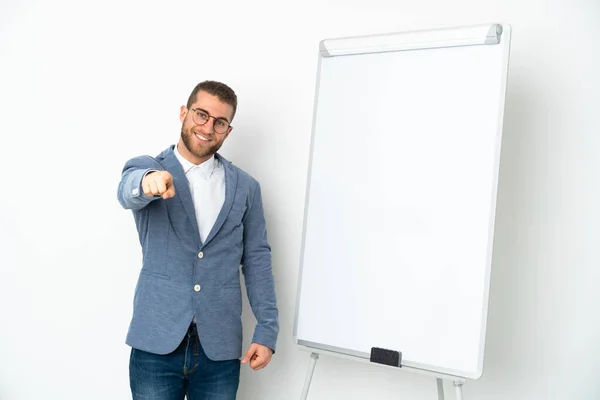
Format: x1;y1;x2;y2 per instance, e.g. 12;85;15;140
180;126;223;160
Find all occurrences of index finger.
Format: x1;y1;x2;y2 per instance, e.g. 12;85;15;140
163;172;173;185
162;186;176;199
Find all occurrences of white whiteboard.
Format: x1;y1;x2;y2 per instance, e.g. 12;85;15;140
294;24;511;380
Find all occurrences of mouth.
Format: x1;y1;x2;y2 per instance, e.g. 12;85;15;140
194;132;211;142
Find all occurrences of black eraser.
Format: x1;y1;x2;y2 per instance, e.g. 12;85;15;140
370;347;402;367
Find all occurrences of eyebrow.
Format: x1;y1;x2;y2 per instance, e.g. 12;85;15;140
194;107;230;123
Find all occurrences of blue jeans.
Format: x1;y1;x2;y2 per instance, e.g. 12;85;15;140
129;322;240;399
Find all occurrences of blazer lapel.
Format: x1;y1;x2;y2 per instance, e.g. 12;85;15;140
203;154;238;247
161;146;201;241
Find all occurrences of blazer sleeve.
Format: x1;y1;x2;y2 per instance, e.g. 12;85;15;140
117;155;164;212
241;181;279;353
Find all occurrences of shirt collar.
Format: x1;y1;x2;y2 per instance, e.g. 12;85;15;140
174;144;216;178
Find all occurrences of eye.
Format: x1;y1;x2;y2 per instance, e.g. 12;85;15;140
216;119;227;127
196;111;208;119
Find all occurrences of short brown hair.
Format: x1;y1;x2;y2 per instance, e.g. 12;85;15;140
186;80;238;121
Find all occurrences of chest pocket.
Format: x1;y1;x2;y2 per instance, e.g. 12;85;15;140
221;208;245;247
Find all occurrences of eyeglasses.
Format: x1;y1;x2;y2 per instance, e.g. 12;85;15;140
189;108;231;134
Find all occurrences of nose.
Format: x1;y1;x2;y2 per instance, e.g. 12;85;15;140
198;118;216;134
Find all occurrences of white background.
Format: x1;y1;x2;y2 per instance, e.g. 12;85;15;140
1;0;599;399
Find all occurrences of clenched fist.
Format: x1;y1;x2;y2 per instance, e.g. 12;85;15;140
142;171;175;199
241;343;273;371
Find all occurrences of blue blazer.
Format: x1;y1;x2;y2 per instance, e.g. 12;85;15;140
117;145;278;360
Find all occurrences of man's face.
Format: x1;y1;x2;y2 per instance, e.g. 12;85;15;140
179;90;233;164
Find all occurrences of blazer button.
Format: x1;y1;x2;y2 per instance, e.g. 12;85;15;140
198;251;204;259
194;284;201;292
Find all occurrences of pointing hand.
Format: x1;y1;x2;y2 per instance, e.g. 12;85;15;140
142;171;175;200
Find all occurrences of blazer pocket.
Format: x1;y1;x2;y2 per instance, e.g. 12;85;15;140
217;287;243;321
229;206;245;221
222;210;245;246
139;269;171;280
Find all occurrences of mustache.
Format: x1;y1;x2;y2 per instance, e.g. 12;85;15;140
182;127;215;139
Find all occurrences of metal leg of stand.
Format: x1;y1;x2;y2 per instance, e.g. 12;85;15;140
436;378;445;400
300;352;319;400
453;381;464;400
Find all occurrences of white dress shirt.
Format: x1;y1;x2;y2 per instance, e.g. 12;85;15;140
174;145;225;243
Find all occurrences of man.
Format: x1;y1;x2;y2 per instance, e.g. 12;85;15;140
117;80;279;399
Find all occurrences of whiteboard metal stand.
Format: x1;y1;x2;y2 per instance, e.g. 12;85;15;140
299;349;466;400
453;380;464;400
300;352;319;400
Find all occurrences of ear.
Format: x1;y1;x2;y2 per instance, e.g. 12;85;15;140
224;126;233;139
180;106;187;123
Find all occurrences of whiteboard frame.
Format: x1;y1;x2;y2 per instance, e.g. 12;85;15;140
293;23;512;381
